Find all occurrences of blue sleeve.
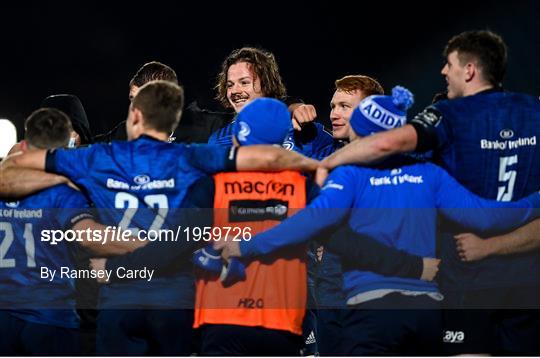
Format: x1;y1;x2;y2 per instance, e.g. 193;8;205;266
207;131;219;145
51;185;94;230
184;144;237;173
207;125;233;147
431;103;452;151
311;123;334;160
295;123;334;160
105;177;215;279
240;166;357;257
315;142;337;160
435;165;540;232
409;104;449;153
45;146;96;181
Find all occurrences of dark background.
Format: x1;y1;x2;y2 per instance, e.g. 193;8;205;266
1;0;539;140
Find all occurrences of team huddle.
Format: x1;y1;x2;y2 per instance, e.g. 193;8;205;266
1;29;540;356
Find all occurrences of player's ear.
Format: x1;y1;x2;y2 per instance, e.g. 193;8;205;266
131;107;143;126
464;62;476;82
19;140;29;152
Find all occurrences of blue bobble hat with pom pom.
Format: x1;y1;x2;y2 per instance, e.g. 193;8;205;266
350;86;414;137
233;97;292;146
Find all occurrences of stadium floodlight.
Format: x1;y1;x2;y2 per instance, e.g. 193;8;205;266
0;119;17;159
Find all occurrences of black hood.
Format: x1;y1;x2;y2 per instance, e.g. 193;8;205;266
41;94;93;144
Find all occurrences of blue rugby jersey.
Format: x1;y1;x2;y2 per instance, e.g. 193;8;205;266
413;90;540;290
208;121;235;147
0;185;90;328
306;140;425;308
240;157;540;303
284;123;334;160
45;135;236;308
209;121;333;159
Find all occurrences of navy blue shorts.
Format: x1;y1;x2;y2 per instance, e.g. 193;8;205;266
316;308;347;356
201;324;303;356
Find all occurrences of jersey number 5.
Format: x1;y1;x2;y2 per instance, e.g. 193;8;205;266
497;155;518;202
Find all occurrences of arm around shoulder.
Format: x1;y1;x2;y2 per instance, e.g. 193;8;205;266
236;145;319;172
1;150;64;198
322;125;418;169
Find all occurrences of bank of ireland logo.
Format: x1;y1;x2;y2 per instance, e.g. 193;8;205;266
238;121;251;142
500;128;514;139
390;168;402;176
5;201;19;208
134;174;150;185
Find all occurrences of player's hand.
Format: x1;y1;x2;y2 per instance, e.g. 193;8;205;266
420;257;440;281
455;233;490;261
89;258;109;283
291;104;317;131
220;257;246;287
315;166;329;187
220;240;242;261
131;236;149;250
212;236;228;251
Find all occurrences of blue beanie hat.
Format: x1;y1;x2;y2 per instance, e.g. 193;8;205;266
349;86;414;137
233;98;292;146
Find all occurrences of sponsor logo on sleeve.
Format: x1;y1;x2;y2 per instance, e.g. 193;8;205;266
322;180;344;191
410;106;443;128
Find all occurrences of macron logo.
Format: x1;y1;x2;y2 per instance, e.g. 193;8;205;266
443;330;464;344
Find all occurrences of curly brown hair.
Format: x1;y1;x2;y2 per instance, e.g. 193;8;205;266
215;47;287;109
